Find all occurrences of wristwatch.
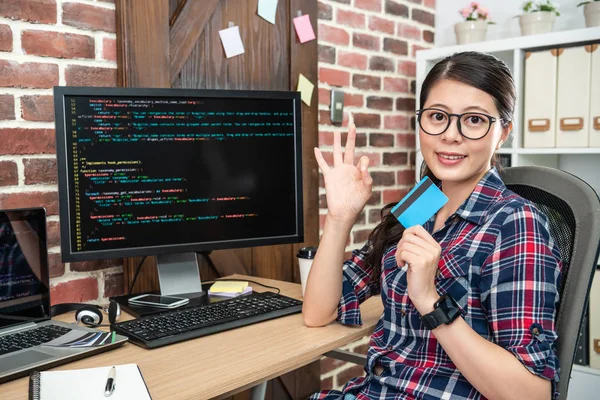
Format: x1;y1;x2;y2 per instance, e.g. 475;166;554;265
420;293;461;330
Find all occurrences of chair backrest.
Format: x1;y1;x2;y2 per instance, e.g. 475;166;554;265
499;166;600;400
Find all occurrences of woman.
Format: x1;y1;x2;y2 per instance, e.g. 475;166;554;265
303;51;562;400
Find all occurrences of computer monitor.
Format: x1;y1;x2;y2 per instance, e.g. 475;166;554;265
53;87;303;296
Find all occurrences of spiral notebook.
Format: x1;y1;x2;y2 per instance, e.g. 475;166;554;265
29;364;152;400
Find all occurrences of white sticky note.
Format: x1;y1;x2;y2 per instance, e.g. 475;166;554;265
219;25;245;58
293;14;316;43
297;73;314;106
258;0;278;24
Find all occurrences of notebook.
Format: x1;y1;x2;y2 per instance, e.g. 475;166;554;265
28;364;151;400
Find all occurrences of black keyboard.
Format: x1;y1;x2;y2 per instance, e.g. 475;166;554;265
115;292;303;349
0;324;71;356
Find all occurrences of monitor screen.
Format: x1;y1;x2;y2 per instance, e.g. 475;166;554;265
54;87;303;262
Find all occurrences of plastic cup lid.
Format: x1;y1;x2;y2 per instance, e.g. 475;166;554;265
297;246;317;259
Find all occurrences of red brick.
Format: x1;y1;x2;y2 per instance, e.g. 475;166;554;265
24;158;57;185
318;88;330;106
383;152;409;166
0;161;18;186
370;133;394;147
104;272;124;298
22;30;94;59
345;93;364;107
366;96;393;111
321;377;333;390
0;94;15;119
319;131;366;147
368;190;381;206
0;60;58;88
337;365;366;385
354;113;380;129
71;258;121;272
371;171;395;186
0;128;55;155
384;115;409;130
353;74;381;91
102;37;117;62
397;133;416;148
319;110;348;127
396;97;416;111
384;77;409;93
319;24;350;46
62;2;116;33
385;1;408;17
353;33;379;51
412;8;435;27
397;23;421;40
369;16;394;34
356;0;382;12
0;24;12;52
0;191;58;215
383;188;409;203
423;30;434;43
48;253;64;278
65;65;117;87
318;2;333;20
398;60;417;76
356;211;366;224
319;193;327;208
47;220;60;248
319;214;326;229
425;0;436;8
338;51;367;70
336;9;365;29
319;67;350;87
356;151;381;166
353;228;371;244
369;209;382;224
397;169;416;185
0;0;57;24
352;343;370;354
384;38;408;56
21;95;54;122
319;44;336;64
412;44;429;58
321;356;344;374
50;277;98;305
369;56;394;72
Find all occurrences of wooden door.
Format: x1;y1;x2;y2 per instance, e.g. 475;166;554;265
115;0;319;398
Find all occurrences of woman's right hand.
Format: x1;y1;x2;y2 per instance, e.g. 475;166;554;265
314;123;373;224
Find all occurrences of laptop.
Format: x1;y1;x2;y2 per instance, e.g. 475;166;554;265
0;207;127;384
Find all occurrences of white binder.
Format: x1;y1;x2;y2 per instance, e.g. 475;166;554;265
523;49;558;148
556;46;592;148
590;44;600;148
590;267;600;369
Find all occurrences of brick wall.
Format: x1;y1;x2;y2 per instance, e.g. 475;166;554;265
317;0;435;391
0;0;120;305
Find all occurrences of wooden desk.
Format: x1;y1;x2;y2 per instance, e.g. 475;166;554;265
0;275;383;400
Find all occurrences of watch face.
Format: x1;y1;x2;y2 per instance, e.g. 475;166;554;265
437;294;461;321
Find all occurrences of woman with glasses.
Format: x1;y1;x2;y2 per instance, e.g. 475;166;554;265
303;51;562;400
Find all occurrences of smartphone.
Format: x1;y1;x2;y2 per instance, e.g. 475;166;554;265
128;294;190;309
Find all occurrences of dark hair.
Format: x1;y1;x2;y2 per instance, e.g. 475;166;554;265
363;51;516;278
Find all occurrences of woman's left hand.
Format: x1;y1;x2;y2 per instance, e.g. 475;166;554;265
395;225;442;315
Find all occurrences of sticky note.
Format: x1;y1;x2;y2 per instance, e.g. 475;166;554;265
219;26;245;58
297;73;314;106
391;176;448;228
209;281;248;293
258;0;278;24
293;14;316;43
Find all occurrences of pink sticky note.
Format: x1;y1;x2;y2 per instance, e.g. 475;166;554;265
293;14;315;43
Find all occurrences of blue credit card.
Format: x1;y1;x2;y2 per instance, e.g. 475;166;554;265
391;176;448;228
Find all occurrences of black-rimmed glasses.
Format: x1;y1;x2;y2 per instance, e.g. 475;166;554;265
416;108;502;140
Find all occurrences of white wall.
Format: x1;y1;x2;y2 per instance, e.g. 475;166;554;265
435;0;588;47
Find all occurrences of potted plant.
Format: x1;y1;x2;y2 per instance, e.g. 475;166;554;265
578;1;600;27
519;1;560;36
455;2;494;45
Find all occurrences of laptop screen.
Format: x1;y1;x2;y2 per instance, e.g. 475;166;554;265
0;208;50;329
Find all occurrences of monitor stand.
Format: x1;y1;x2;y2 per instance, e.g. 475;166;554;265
156;252;204;298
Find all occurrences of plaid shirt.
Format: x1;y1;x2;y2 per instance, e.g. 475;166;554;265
310;168;562;400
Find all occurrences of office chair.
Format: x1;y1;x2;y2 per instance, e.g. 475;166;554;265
325;165;600;400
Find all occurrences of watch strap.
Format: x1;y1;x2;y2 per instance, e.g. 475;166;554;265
420;307;448;330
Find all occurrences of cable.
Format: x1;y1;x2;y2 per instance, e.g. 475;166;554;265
129;256;147;295
207;278;281;294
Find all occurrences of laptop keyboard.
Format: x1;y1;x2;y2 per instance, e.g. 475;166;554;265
0;325;71;356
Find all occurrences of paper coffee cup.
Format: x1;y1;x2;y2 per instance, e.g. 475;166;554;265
297;247;317;296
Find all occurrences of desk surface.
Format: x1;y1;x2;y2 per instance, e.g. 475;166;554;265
0;275;383;400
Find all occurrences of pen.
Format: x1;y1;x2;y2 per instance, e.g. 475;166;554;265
104;366;116;397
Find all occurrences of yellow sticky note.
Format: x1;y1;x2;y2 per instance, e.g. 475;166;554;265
209;281;248;293
297;73;314;106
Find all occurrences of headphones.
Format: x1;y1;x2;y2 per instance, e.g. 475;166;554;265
50;300;121;329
